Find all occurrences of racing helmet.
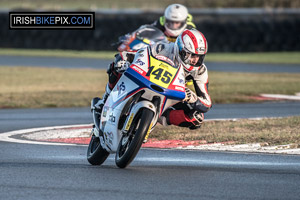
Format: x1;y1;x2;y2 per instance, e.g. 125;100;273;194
164;4;188;37
174;29;208;72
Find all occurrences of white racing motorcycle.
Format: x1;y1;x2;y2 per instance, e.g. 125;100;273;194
87;47;186;168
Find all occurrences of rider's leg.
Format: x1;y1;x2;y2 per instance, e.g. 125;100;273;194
92;83;111;113
159;102;204;130
92;62;122;113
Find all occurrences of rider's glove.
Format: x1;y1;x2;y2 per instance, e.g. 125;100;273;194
183;87;198;104
115;60;130;73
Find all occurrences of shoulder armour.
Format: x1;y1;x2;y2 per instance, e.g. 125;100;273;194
187;14;193;22
159;16;165;26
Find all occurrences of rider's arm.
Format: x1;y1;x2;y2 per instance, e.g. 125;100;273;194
106;51;137;89
109;51;137;74
190;64;212;113
116;51;136;64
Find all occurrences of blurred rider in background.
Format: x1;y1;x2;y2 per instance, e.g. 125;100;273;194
118;3;196;51
153;3;196;42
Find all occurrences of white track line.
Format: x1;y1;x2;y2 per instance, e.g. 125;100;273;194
261;94;300;100
1;121;300;154
0;117;286;146
0;124;92;146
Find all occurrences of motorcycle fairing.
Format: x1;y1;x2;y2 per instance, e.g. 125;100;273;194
99;47;185;152
125;47;185;100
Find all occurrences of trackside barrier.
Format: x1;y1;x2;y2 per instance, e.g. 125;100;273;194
1;9;299;52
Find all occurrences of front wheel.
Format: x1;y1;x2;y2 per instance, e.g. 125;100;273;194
87;130;109;165
115;108;154;168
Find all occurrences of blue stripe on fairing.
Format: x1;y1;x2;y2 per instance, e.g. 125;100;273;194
112;87;144;108
124;67;185;100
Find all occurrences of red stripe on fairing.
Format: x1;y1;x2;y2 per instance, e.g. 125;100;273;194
130;64;147;77
112;87;145;108
169;65;181;86
182;30;198;54
160;97;167;116
167;67;185;92
199;31;207;54
124;87;144;99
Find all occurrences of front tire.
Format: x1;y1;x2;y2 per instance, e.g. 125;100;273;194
87;131;109;165
115;108;154;168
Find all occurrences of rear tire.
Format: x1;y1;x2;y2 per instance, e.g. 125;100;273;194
87;131;109;165
115;108;154;168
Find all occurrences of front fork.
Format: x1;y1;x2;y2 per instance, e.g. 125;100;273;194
90;98;103;138
121;96;161;137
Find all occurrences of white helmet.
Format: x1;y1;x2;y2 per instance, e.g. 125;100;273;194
175;29;208;72
164;4;188;37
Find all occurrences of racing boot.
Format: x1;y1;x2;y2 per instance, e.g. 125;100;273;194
188;111;204;130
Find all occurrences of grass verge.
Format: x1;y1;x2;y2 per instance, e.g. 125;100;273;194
150;117;300;146
0;66;107;108
0;48;115;60
1;66;300;108
1;48;300;64
209;71;300;104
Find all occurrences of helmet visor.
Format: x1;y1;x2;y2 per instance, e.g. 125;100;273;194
165;19;186;30
179;48;205;67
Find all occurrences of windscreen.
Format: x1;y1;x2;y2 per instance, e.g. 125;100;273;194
135;25;167;43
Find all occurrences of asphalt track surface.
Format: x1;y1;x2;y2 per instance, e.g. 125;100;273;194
1;55;300;199
1;55;300;73
0;142;300;200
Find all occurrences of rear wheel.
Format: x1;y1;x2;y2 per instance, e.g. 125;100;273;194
115;108;154;168
87;130;109;165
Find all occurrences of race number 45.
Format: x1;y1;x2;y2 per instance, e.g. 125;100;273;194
146;66;173;84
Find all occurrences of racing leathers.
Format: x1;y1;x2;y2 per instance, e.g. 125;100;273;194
96;42;212;130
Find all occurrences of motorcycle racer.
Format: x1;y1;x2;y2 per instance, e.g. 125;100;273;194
118;3;196;47
93;29;211;130
152;4;196;42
